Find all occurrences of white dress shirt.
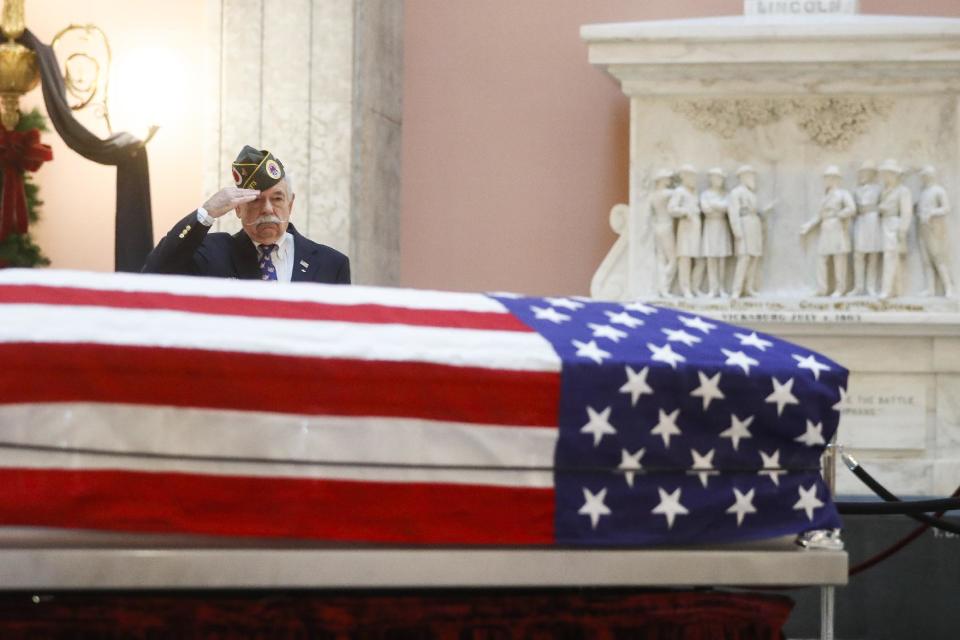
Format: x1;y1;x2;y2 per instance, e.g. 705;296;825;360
256;232;295;282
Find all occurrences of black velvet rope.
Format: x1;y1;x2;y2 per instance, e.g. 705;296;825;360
838;453;960;534
836;498;960;516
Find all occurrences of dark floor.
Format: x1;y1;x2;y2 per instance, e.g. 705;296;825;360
781;514;959;640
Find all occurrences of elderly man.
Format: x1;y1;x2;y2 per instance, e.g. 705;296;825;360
143;146;350;283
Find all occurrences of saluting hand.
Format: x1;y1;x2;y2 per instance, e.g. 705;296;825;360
202;187;261;218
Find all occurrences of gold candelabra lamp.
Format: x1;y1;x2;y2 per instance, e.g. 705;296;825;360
0;0;38;130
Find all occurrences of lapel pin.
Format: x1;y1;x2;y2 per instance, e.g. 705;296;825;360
299;260;310;272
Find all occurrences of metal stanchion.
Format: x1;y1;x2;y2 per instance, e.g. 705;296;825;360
821;585;835;640
820;438;838;640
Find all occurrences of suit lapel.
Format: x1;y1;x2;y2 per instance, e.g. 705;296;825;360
289;224;320;282
230;231;262;279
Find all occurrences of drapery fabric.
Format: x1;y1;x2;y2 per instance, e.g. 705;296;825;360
20;30;153;272
0;590;794;639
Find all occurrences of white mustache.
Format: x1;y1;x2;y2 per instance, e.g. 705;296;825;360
243;214;287;227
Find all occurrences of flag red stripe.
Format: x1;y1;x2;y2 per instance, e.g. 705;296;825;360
0;468;556;544
0;343;560;427
0;285;531;332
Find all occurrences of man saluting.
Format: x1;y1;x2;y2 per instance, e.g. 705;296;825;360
143;146;350;284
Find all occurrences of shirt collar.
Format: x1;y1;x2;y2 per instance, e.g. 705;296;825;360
256;231;292;253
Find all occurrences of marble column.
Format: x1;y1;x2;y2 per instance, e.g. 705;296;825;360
203;0;403;285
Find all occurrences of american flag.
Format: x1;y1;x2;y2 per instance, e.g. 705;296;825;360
0;270;844;545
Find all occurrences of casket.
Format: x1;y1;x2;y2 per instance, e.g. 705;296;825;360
0;269;846;551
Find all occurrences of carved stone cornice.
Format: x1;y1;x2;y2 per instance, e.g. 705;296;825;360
671;97;892;150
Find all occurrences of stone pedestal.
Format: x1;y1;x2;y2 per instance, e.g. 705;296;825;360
202;0;402;285
582;14;960;497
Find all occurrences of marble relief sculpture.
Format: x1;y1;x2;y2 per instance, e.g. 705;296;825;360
650;169;678;297
916;166;956;297
851;160;883;296
876;159;913;299
634;161;955;302
728;165;773;299
699;168;733;298
800;165;856;297
669;165;704;299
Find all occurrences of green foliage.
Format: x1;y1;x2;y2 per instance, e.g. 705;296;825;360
16;108;49;134
1;108;50;268
0;232;50;267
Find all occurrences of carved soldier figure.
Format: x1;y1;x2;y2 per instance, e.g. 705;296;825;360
800;165;856;297
650;169;677;297
728;165;773;298
851;160;883;296
916;165;955;297
669;164;703;299
876;159;913;299
699;167;733;297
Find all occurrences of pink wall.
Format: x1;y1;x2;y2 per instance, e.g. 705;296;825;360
400;0;960;296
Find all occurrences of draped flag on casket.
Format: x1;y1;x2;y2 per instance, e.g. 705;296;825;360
0;270;846;545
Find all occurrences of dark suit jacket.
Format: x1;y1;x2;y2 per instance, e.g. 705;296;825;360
142;212;350;284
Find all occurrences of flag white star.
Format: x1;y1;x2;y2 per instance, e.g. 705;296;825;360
765;377;799;416
722;349;760;375
651;408;682;447
619;365;653;406
689;448;717;488
605;310;644;328
662;327;702;347
572;339;611;365
618;448;645;488
531;305;570;324
648;342;686;369
588;323;628;343
652;487;689;529
690;371;724;410
795;420;826;447
624;301;658;315
580;406;617;447
758;449;787;486
734;331;774;351
578;487;612;530
678;315;716;334
793;483;825;521
720;414;754;451
832;386;848;413
726;488;758;526
792;353;832;380
547;297;585;311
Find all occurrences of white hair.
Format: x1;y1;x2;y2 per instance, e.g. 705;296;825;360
283;172;295;196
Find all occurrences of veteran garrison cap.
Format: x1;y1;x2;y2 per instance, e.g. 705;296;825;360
231;145;285;191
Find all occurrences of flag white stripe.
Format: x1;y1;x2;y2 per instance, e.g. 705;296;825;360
0;269;512;313
0;404;556;488
0;304;561;372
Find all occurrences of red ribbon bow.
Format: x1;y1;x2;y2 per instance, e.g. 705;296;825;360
0;127;53;243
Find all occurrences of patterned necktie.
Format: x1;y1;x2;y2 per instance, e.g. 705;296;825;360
258;244;278;281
